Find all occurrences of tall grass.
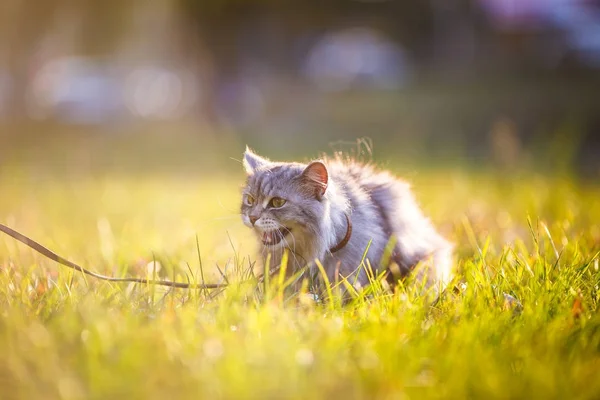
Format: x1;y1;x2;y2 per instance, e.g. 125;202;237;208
0;157;599;399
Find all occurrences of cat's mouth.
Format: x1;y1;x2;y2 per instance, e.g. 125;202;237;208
261;228;291;246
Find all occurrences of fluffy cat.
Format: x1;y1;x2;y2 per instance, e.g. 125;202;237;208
240;147;453;296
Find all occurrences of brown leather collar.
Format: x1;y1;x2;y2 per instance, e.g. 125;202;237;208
329;213;352;253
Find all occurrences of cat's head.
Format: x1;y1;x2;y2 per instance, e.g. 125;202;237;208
240;147;329;251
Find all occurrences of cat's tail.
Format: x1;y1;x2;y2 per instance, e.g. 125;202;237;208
433;238;454;288
414;238;454;302
387;235;454;302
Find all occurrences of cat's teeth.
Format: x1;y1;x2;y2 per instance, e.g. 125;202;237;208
263;231;273;243
261;229;289;246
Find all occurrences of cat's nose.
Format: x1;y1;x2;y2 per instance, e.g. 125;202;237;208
249;215;259;226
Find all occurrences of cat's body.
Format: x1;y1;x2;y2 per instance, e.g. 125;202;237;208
241;148;452;295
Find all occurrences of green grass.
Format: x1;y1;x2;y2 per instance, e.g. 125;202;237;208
1;151;599;399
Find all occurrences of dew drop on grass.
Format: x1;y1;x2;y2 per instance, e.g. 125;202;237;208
295;348;314;367
203;338;224;360
332;317;344;332
146;261;162;276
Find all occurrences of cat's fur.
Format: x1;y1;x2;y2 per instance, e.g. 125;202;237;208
241;148;453;295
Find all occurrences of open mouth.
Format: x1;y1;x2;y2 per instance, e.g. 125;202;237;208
261;228;291;246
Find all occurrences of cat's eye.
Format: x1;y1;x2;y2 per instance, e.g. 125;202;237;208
269;197;286;208
245;194;256;206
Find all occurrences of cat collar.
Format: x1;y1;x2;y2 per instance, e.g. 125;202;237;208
329;213;352;253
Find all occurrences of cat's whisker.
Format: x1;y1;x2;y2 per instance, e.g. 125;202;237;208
280;235;299;271
283;230;301;267
271;220;301;270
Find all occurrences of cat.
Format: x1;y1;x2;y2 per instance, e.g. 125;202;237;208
240;147;453;297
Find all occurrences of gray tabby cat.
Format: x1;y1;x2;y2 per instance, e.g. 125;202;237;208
241;147;453;296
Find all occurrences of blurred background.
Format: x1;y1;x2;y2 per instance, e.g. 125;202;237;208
0;0;599;175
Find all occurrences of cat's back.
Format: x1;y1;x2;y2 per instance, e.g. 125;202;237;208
329;157;452;287
328;159;411;197
328;158;424;238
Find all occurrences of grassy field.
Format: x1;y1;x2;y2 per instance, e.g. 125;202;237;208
0;137;599;399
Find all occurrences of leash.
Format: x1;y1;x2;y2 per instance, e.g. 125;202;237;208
0;223;226;289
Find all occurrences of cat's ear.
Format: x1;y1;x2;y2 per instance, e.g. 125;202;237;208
301;161;328;199
243;147;269;175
